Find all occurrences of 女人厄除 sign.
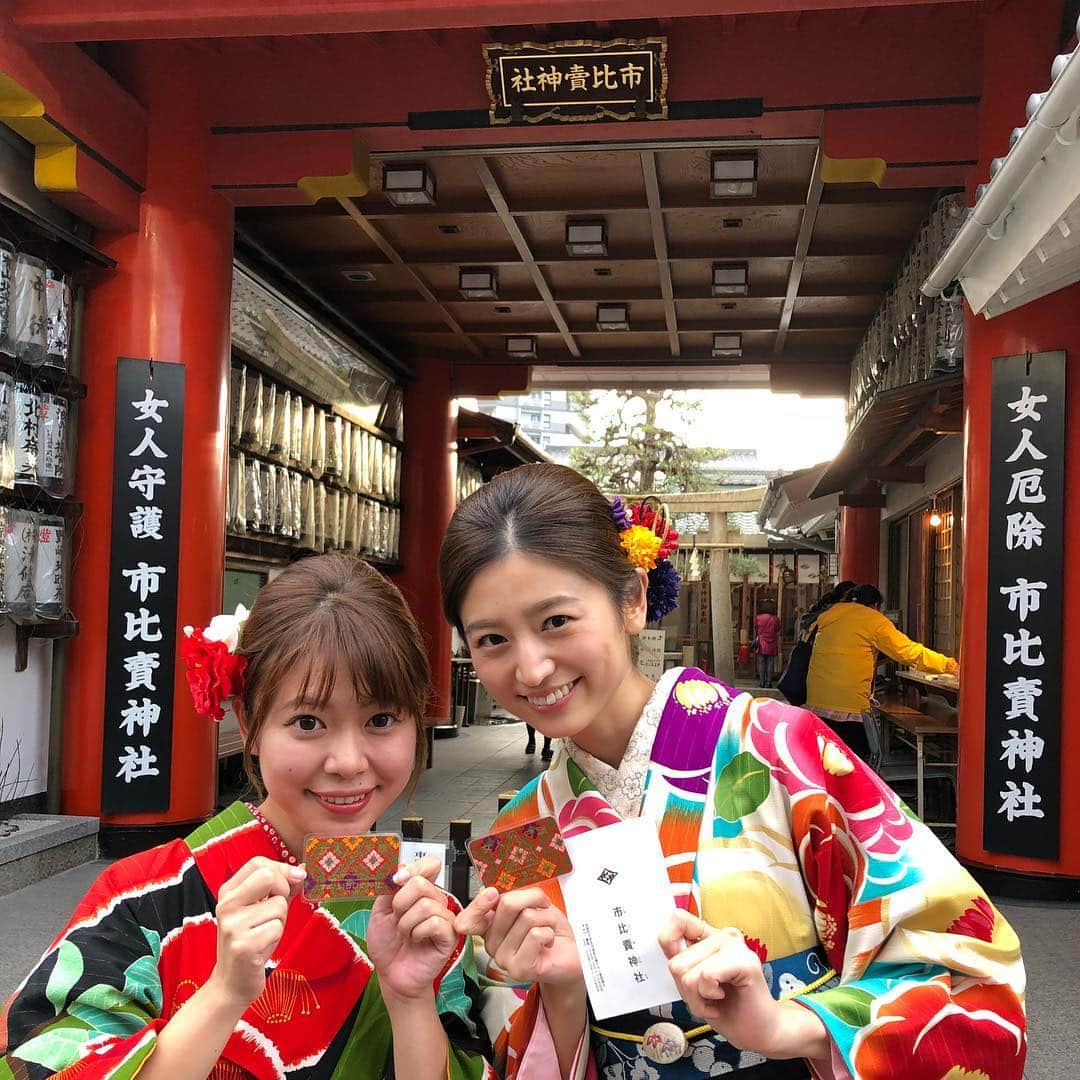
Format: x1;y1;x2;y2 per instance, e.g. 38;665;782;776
983;351;1065;859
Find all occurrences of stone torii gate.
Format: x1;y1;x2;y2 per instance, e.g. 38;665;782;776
657;487;769;683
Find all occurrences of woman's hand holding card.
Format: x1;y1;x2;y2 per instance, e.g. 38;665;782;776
455;886;583;987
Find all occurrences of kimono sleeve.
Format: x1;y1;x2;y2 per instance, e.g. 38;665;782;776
471;956;592;1080
466;776;593;1080
748;701;1027;1080
1;846;190;1080
435;904;500;1080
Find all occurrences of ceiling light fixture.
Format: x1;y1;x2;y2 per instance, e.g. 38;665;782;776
566;218;608;257
382;162;436;206
712;332;742;358
711;153;758;199
459;267;498;299
596;303;630;330
341;269;376;283
506;335;537;359
712;261;749;297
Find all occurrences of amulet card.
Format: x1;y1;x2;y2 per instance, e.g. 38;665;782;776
467;816;573;892
303;833;401;901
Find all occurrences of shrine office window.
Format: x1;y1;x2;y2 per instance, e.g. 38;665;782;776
929;485;963;658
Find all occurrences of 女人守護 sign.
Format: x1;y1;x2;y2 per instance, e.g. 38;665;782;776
101;358;185;814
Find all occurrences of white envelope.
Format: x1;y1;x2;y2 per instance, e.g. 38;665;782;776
561;817;681;1020
399;840;448;889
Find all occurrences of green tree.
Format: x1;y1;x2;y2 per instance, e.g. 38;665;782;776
569;388;726;493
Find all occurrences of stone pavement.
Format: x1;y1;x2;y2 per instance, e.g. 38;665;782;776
0;719;1077;1077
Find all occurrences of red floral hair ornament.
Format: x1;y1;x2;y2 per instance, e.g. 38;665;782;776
180;604;250;722
610;495;681;621
629;498;679;560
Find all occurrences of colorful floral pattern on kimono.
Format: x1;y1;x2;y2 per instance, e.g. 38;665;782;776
0;802;495;1079
476;669;1027;1080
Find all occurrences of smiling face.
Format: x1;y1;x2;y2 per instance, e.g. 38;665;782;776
248;662;418;857
460;551;651;745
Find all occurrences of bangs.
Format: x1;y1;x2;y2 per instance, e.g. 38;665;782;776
253;598;427;723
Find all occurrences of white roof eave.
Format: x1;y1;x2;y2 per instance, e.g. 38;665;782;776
921;22;1080;318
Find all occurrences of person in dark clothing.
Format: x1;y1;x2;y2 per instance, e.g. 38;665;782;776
797;580;856;637
524;723;552;760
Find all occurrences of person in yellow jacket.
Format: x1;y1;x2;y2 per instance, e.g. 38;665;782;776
805;583;958;759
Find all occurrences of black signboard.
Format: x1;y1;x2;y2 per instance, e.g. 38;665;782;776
983;351;1065;859
483;38;667;125
101;358;185;814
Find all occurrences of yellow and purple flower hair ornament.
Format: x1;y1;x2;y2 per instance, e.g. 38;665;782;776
609;495;681;621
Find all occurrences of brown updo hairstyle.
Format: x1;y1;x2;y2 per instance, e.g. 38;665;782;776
439;463;642;638
235;553;431;796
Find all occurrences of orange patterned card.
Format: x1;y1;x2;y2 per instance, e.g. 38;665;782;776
467;816;573;892
303;833;401;901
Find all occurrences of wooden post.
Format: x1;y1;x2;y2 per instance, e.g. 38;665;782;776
449;819;473;906
401;816;424;840
776;574;785;670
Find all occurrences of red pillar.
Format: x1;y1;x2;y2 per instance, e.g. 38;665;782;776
956;0;1080;892
63;45;232;831
959;286;1080;890
392;357;456;725
838;505;880;585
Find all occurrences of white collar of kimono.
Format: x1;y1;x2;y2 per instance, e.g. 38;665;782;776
563;665;686;820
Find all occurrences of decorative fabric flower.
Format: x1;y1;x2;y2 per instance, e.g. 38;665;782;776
609;495;632;532
181;604;250;722
620;524;664;571
610;496;682;620
557;793;622;840
201;603;250;653
646;560;680;622
851;978;1026;1080
743;935;769;964
947;896;996;942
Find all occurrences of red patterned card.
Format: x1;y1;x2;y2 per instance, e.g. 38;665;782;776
303;833;401;901
467;816;573;892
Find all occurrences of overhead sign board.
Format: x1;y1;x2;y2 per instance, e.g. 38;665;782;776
484;38;668;125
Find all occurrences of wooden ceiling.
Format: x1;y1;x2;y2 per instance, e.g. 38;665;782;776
235;139;936;387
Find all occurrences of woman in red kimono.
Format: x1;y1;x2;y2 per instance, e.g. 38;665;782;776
0;554;496;1080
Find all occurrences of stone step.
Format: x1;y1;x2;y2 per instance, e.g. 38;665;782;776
0;815;99;897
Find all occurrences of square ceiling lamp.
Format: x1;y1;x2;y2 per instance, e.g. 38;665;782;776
506;335;537;359
597;303;630;331
566;218;608;257
382;162;436;206
712;261;749;297
459;267;498;299
710;153;758;199
712;332;742;358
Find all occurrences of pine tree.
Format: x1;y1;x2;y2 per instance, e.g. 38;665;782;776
569;388;725;493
